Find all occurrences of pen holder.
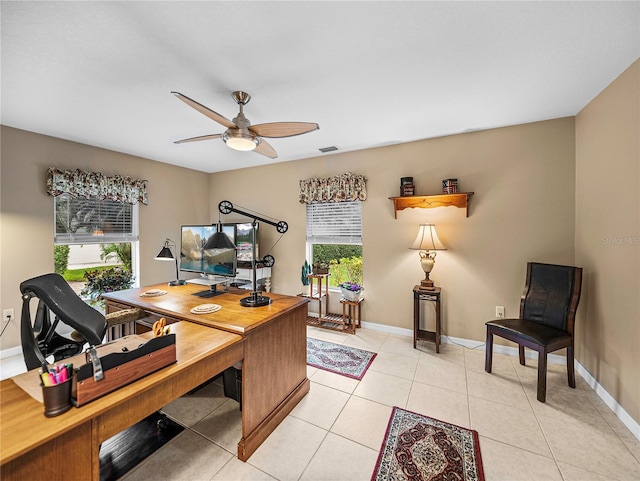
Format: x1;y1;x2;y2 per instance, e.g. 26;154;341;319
41;377;72;417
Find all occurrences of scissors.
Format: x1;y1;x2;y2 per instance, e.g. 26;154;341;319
152;318;170;337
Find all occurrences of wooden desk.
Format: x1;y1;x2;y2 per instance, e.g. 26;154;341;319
0;322;243;481
102;284;310;461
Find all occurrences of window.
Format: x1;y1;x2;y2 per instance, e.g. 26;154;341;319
306;201;362;287
53;193;139;294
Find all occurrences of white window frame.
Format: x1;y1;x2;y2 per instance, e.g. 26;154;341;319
53;193;140;286
305;201;362;288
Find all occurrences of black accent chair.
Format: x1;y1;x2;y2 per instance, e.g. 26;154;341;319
20;273;107;370
485;262;583;402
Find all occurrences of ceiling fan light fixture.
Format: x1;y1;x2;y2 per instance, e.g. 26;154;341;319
223;130;259;151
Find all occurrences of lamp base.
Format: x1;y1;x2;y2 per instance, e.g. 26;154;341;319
168;280;186;286
240;294;271;307
420;278;436;290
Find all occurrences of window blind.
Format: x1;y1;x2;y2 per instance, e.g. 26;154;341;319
306;201;362;245
54;193;138;244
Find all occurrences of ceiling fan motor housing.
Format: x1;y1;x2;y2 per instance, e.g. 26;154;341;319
232;91;251;105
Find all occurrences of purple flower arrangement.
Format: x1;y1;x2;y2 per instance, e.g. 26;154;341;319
339;282;362;292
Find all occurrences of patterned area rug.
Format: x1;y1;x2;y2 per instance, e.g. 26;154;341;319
371;407;485;481
306;338;376;380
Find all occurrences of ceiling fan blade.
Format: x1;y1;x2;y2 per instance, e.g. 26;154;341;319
249;122;319;138
254;138;278;159
174;133;222;144
171;92;236;129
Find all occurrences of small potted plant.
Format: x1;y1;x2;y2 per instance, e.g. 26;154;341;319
312;261;329;275
339;281;364;301
301;260;311;295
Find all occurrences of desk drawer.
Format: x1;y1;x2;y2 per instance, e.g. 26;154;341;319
136;312;180;334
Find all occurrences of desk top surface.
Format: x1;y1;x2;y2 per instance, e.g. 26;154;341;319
0;321;243;464
102;283;309;336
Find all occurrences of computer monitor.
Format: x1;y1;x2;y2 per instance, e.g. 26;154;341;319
180;225;237;277
234;222;259;263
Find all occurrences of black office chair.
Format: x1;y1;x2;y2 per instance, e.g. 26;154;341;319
485;262;583;402
20;273;107;370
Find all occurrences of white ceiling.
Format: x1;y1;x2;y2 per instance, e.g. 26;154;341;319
2;1;639;174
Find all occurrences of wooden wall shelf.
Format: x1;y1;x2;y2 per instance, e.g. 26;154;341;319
389;192;474;218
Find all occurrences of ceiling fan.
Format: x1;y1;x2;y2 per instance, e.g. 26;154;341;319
172;90;319;159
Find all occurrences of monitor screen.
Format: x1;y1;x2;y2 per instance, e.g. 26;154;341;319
180;225;237;277
235;222;258;263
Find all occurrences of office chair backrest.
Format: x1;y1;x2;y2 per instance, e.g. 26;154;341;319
20;273;107;347
520;262;582;333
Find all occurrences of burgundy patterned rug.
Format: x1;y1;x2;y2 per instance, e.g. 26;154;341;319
306;338;376;380
371;407;485;481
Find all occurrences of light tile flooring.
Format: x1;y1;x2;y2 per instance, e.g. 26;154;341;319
3;326;639;480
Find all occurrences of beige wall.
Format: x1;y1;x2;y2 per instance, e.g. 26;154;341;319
210;117;577;343
0;120;578;348
0;126;210;350
2;63;636;427
575;59;640;423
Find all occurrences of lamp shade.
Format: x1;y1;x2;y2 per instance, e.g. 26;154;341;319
154;243;174;260
154;239;186;286
410;224;446;251
204;225;236;250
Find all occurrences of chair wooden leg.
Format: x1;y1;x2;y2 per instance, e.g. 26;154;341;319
485;329;493;373
567;344;576;388
519;345;526;365
537;351;548;402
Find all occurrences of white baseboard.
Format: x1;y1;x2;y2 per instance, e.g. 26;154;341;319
0;346;22;360
358;322;640;442
361;320;413;337
574;361;640;441
442;334;639;441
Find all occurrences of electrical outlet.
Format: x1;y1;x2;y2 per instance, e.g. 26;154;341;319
3;308;14;323
496;306;505;319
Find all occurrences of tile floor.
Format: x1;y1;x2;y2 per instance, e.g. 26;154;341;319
2;326;639;480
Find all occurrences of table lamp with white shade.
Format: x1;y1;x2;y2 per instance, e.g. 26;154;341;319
410;223;446;290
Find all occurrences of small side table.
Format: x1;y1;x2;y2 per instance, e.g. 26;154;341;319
413;286;441;352
340;298;363;334
303;274;331;319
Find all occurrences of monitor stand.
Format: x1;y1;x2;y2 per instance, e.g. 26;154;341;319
187;278;228;298
193;283;225;298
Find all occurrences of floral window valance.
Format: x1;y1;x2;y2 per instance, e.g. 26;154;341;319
47;168;148;205
299;172;367;204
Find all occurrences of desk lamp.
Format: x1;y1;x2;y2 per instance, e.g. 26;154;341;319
410;223;446;290
218;200;287;307
204;217;236;250
155;239;186;286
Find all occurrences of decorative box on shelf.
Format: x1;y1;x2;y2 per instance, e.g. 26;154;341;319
400;176;415;196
